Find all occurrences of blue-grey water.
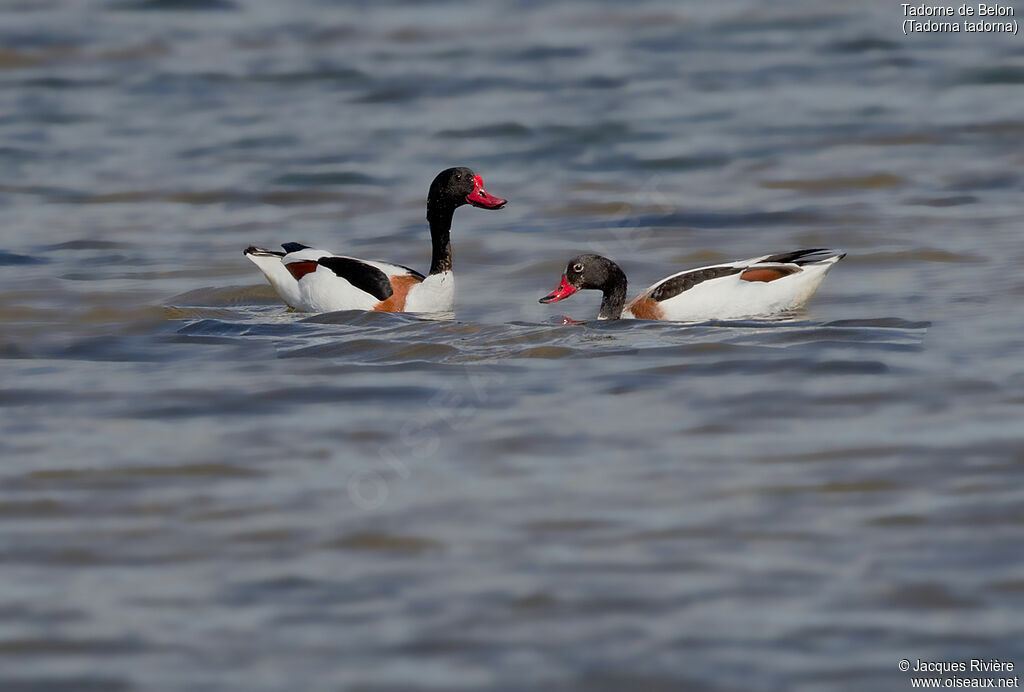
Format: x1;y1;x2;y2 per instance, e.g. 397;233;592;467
2;1;1023;690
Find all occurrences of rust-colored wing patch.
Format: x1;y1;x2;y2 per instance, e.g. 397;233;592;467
286;260;319;281
373;274;422;312
740;266;800;283
627;295;665;320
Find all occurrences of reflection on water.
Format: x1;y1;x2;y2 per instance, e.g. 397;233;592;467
1;0;1023;690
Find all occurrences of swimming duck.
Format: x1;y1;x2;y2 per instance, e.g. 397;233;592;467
539;249;845;321
244;167;506;313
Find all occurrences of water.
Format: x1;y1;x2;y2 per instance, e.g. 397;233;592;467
2;1;1023;689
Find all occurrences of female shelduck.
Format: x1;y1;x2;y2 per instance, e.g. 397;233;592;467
244;167;506;314
539;249;845;321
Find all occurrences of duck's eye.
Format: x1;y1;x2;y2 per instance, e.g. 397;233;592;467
573;263;583;273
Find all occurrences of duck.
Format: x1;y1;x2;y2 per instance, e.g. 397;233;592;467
539;249;845;321
244;167;506;314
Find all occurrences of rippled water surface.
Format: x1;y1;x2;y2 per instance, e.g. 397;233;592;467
2;1;1024;690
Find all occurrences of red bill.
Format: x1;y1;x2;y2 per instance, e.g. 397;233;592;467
465;174;507;209
539;275;578;303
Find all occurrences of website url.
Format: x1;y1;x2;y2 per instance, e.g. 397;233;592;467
910;678;1020;688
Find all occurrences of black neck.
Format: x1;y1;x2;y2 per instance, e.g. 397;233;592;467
426;203;456;275
598;266;628;320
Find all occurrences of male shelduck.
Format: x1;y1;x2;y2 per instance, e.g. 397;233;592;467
539;249;845;321
244;167;506;314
